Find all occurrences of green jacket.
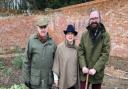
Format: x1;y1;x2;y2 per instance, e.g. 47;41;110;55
22;33;57;89
78;23;110;84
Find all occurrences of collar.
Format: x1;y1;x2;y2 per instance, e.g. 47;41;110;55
34;33;52;44
65;40;76;49
86;23;106;33
34;33;51;39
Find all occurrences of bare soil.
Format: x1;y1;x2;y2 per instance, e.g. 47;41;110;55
103;56;128;89
0;56;128;89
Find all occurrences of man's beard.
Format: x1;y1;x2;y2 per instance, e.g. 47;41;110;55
90;22;99;30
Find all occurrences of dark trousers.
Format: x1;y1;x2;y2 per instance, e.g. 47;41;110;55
68;86;75;89
80;81;101;89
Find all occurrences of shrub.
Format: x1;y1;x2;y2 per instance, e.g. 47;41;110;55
2;68;12;76
0;87;6;89
0;58;5;70
12;46;25;69
12;55;25;69
0;61;5;70
0;84;28;89
9;84;28;89
0;58;12;76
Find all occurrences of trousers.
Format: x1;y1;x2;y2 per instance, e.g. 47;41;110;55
80;81;101;89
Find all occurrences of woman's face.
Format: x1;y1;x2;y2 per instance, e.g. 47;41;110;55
65;32;75;42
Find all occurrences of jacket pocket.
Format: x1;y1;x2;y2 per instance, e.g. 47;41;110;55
30;68;40;86
22;64;30;83
41;80;46;89
48;71;53;86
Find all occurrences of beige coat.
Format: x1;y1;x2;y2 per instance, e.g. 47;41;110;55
52;41;78;89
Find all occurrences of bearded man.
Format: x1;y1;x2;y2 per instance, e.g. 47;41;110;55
78;9;111;89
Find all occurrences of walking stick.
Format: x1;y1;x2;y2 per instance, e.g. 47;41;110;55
85;73;89;89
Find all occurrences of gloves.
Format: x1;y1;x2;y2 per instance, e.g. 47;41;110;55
82;66;89;74
89;68;96;75
25;82;31;88
82;67;96;75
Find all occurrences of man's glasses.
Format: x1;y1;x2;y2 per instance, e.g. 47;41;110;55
39;25;47;29
90;17;99;20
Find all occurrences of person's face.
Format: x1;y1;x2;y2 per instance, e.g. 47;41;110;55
37;25;48;37
89;11;100;29
65;32;75;42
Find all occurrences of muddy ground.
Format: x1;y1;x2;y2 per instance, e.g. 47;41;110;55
0;56;128;89
103;57;128;89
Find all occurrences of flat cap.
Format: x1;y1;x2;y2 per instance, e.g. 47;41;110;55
36;16;49;26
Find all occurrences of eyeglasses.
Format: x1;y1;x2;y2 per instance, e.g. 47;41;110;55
39;25;47;29
90;17;99;20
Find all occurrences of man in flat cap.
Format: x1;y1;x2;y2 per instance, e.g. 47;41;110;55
22;16;57;89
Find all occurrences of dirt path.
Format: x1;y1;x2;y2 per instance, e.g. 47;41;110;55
103;74;128;89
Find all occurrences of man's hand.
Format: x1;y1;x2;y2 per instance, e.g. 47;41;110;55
89;68;96;75
82;66;89;74
54;80;59;87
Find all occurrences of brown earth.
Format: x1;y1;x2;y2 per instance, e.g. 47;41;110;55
0;56;128;88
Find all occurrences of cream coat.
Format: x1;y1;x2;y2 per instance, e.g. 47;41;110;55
52;41;78;89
